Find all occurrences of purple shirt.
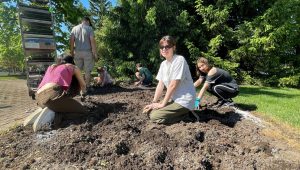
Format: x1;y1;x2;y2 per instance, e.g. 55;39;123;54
38;64;74;90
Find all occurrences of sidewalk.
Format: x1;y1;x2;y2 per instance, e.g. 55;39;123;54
0;79;38;132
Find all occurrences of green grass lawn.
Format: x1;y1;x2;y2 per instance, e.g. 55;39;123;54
235;86;300;129
0;75;26;80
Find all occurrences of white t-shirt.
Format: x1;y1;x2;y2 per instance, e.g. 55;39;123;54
156;55;196;110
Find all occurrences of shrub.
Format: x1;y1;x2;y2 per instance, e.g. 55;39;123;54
279;75;300;88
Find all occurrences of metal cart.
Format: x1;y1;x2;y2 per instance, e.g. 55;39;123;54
18;0;56;99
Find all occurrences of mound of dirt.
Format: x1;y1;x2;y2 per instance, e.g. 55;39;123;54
0;85;300;169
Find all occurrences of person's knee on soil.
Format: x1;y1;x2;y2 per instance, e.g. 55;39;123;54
93;66;114;87
24;55;87;131
134;63;153;86
143;35;196;124
149;109;189;124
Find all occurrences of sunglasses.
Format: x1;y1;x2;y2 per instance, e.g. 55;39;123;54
159;45;173;50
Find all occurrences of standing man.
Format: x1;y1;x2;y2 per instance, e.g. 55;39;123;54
70;16;98;91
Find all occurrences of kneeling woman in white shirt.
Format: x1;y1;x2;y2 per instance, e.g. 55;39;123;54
143;35;196;124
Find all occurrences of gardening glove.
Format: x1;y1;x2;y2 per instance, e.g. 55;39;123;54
194;97;201;110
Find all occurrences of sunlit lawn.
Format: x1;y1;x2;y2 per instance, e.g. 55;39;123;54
0;75;26;80
235;86;300;129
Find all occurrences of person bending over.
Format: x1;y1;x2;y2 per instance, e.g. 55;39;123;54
134;63;153;87
194;57;239;109
23;55;87;132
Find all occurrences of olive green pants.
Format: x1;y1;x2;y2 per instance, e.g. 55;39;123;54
149;101;190;124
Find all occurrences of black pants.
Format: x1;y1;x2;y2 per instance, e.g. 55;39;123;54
207;84;239;100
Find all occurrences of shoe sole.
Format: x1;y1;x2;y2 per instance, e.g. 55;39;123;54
23;107;43;126
33;107;55;132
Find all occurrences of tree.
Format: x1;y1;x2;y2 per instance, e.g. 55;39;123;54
50;0;89;51
0;2;25;74
95;0;202;80
230;0;300;86
88;0;112;28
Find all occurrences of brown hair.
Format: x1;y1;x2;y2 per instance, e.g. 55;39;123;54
82;16;93;27
159;35;176;47
136;63;142;68
196;57;213;76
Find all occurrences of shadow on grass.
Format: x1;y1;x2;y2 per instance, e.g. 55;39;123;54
239;86;298;99
235;103;257;111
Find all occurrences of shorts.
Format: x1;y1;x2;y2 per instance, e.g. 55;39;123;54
74;51;94;75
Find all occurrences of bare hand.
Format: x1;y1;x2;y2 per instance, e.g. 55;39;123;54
142;104;152;114
151;103;164;110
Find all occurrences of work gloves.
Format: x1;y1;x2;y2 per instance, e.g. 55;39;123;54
194;97;201;110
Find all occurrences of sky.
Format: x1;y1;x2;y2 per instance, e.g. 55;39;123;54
80;0;117;8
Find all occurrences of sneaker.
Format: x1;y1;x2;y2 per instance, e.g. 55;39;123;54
222;99;235;107
23;107;43;126
212;99;235;109
33;107;55;132
209;99;224;109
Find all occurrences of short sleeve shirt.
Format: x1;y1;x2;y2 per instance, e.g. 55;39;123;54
140;67;153;82
71;23;94;51
202;68;238;89
38;64;74;90
156;55;196;110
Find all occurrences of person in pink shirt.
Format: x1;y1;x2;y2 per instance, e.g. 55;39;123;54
23;55;87;132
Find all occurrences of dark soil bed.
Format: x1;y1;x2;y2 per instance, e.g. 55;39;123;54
1;85;300;169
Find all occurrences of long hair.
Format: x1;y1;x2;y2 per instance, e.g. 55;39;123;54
196;57;213;77
61;55;79;96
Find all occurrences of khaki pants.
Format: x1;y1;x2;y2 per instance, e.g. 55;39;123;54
36;85;87;114
74;51;94;86
149;101;189;124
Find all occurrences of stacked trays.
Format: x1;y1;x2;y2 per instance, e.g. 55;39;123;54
18;1;56;99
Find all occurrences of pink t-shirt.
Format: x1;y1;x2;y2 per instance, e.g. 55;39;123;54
38;64;74;90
